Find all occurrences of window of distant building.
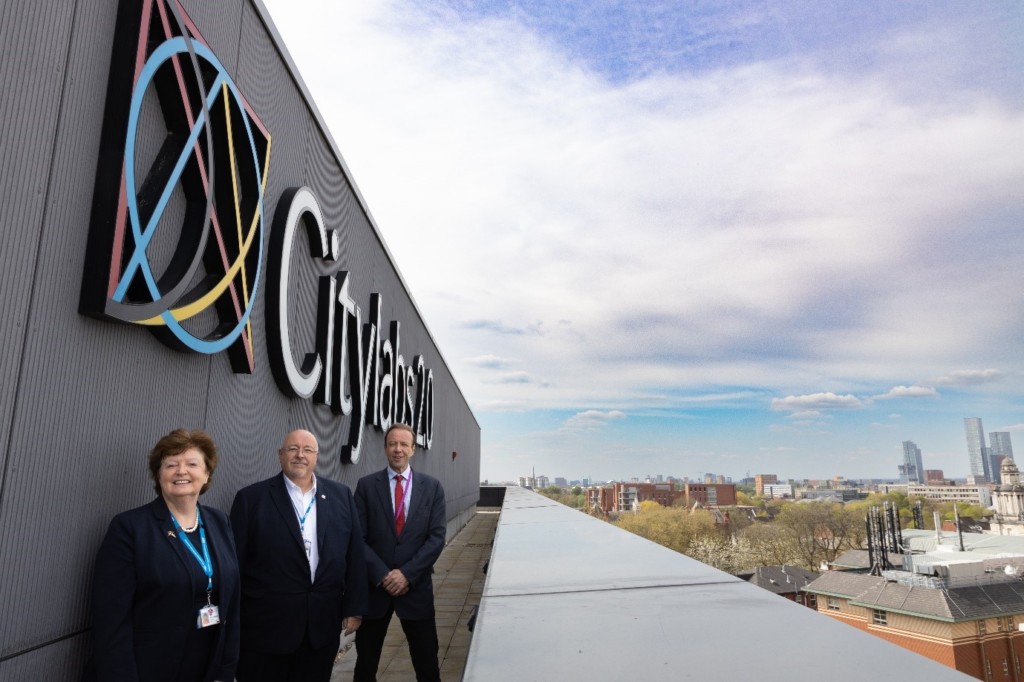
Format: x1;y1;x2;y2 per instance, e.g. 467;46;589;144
872;609;887;626
1005;616;1016;631
805;594;817;609
827;597;840;611
978;620;987;636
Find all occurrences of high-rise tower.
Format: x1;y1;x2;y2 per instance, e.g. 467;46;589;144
965;417;989;482
899;440;924;484
990;431;1014;484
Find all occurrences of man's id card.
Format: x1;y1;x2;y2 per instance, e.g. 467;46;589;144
197;604;221;629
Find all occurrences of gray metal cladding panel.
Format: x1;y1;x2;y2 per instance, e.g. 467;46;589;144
0;1;79;485
0;632;91;681
179;0;244;68
0;327;213;657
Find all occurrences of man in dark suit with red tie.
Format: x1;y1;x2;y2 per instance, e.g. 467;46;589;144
230;429;367;682
354;422;446;682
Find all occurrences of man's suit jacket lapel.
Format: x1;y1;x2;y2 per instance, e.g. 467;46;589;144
373;469;397;539
403;468;427;533
312;483;339;583
315;486;329;562
268;473;305;552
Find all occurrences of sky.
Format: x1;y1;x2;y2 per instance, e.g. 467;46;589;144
259;0;1024;484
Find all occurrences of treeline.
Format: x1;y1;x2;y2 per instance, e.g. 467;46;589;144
536;487;992;572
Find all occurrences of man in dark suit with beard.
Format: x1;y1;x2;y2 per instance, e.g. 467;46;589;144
230;429;367;682
354;422;446;682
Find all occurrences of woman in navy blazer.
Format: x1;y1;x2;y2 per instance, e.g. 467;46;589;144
84;429;240;682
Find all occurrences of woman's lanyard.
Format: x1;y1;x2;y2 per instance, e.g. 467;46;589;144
171;508;214;599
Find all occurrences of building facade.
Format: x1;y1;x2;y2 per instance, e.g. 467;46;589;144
0;2;480;678
685;483;737;506
585;481;738;513
615;482;683;511
994;458;1024;525
900;440;925;484
966;417;990;482
764;483;794;499
992;432;1016;485
907;485;993;507
805;570;1024;680
755;473;778;495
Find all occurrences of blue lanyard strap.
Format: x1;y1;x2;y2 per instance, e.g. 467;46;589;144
171;509;214;594
295;491;316;533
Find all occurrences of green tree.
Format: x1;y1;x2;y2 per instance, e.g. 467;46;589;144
687;535;755;574
735;491;758;507
613;503;719;555
739;522;801;567
537;486;588;511
776;502;860;570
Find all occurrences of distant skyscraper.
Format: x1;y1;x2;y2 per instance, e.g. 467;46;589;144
965;417;989;482
990;432;1014;484
900;440;924;484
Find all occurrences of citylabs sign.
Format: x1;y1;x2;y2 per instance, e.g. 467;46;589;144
266;188;435;463
81;0;435;461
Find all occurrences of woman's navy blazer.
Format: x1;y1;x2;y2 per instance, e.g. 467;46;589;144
85;497;240;682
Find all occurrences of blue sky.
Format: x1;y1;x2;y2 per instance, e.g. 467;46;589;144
261;0;1024;483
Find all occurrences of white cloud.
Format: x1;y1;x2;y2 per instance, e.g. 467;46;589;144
562;410;627;431
771;393;864;412
494;371;532;385
261;1;1024;481
465;354;516;369
933;369;1005;386
876;385;938;399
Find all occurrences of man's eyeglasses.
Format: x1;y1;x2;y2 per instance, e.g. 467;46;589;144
284;445;318;456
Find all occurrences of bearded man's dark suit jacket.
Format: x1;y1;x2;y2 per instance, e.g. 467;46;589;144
85;498;240;682
355;468;446;621
229;473;368;657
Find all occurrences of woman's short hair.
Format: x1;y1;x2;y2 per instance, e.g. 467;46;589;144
147;428;219;496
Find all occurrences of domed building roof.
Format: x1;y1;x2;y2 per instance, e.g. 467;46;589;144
999;457;1024;492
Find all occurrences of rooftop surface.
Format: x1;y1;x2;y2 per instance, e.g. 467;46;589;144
463;487;971;681
331;510;496;681
333;488;971;680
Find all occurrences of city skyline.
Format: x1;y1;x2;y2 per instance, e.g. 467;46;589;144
261;1;1024;483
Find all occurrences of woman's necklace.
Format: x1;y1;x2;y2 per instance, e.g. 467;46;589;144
179;509;199;533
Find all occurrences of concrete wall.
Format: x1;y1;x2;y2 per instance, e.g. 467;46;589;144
0;0;480;677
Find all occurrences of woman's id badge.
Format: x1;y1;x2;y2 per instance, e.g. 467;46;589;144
197;604;221;628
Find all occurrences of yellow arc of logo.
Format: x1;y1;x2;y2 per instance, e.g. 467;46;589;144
138;83;272;330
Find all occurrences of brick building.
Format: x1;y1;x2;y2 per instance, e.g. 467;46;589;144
684;482;737;507
586;485;617;513
804;570;1024;680
586;481;737;513
755;474;778;495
